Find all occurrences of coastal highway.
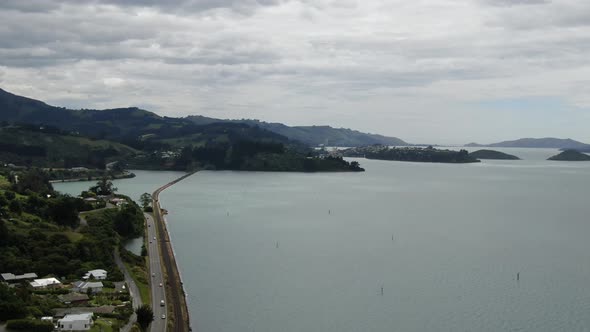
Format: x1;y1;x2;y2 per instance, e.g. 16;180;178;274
146;212;167;332
152;172;196;332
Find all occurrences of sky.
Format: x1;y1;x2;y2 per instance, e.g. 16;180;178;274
1;0;590;144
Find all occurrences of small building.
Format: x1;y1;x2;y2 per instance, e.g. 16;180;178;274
58;313;93;331
1;272;38;282
72;281;103;294
83;197;98;203
83;269;107;280
109;197;126;204
59;292;90;305
70;167;89;172
30;277;62;288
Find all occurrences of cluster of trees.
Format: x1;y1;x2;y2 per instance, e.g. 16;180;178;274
89;176;118;195
10;169;54;196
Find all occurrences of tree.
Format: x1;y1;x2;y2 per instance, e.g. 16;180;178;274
135;304;154;331
9;200;22;215
48;196;79;228
90;177;117;196
0;219;7;245
139;193;152;211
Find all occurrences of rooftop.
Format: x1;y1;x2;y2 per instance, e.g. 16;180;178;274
59;313;93;322
30;277;61;287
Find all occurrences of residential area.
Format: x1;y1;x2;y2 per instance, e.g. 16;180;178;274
0;168;153;332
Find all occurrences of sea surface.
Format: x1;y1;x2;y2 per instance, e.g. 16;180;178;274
55;148;590;332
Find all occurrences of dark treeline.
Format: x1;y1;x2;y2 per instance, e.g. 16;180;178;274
165;140;363;172
0;142;46;157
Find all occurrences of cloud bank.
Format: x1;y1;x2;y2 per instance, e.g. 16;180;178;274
1;0;589;143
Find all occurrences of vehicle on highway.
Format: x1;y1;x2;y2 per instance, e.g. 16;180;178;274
160;300;165;306
159;283;163;287
153;236;156;240
152;273;155;277
161;314;166;319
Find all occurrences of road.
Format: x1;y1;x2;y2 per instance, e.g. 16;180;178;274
113;248;141;332
152;171;196;332
146;212;168;332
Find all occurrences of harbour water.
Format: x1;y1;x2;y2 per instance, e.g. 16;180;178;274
55;149;590;331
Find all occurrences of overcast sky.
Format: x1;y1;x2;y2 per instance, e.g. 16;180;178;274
1;0;590;144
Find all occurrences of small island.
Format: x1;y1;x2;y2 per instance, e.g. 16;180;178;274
468;149;520;160
547;149;590;161
343;145;480;163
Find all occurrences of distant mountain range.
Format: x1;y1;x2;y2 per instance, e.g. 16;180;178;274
187;116;407;147
465;138;590;152
0;88;406;148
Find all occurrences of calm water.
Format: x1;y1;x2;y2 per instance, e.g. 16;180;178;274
56;150;590;331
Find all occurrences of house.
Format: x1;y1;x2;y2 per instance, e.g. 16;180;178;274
83;197;98;203
57;313;93;331
109;198;126;205
30;277;62;288
59;293;90;305
72;281;103;294
1;272;38;282
83;269;107;280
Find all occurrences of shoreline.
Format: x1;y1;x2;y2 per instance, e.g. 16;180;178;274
49;171;135;183
152;171;197;332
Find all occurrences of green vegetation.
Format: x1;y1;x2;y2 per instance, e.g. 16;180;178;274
5;318;54;331
344;146;480;163
0;124;137;169
136;304;155;331
0;170;145;327
0;88;366;173
468;149;520;160
154;140;364;172
121;248;150;304
547;149;590;161
140;193;153;212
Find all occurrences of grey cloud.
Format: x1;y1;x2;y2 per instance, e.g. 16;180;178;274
482;0;550;6
0;0;285;15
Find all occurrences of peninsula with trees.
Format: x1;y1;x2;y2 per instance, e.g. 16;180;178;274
343;146;480;163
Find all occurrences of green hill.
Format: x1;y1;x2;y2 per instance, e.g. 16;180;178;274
0;88;364;172
547;150;590;161
468;149;520;160
0;125;138;168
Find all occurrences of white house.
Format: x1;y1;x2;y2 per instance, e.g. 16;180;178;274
30;277;62;288
58;313;93;331
1;272;38;282
83;269;107;280
72;281;103;294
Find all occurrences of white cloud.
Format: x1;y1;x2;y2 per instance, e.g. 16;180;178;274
0;0;589;143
